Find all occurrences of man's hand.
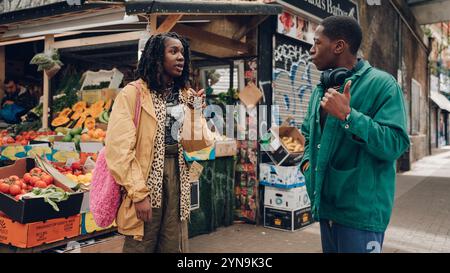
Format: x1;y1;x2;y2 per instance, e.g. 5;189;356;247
134;196;152;222
320;81;352;121
3;100;14;105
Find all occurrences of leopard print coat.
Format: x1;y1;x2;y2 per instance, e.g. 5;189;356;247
146;89;194;221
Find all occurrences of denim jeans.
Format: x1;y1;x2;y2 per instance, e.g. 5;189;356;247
320;219;385;253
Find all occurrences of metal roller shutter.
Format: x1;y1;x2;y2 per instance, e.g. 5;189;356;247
272;34;320;128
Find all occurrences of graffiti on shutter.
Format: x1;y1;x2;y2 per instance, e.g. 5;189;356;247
272;34;320;128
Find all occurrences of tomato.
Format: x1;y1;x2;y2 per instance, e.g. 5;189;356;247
0;183;10;194
9;184;21;196
6;137;15;144
30;176;41;186
41;174;54;186
71;162;82;171
26;185;33;191
29;132;37;140
15;135;23;141
35;180;47;189
14;194;23;201
9;175;19;181
13;180;24;189
20;140;28;146
30;167;42;175
23;173;32;184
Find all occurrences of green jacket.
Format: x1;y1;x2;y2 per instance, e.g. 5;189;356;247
300;61;410;233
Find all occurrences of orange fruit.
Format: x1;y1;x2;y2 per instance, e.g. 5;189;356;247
81;134;90;141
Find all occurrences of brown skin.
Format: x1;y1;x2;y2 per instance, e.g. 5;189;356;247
302;25;358;173
3;81;17;105
134;37;205;223
309;25;357;122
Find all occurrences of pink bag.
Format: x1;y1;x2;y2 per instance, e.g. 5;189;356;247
90;82;142;228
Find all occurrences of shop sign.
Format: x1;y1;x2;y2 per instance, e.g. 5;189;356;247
270;0;359;21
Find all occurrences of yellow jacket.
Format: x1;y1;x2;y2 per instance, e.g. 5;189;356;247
105;79;157;241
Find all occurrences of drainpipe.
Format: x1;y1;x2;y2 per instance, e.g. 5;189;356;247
427;36;433;155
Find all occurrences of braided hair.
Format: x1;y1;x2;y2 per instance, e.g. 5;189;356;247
136;32;191;95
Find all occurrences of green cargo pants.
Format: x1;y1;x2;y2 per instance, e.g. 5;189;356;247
122;144;189;253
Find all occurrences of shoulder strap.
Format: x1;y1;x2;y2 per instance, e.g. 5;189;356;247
128;81;142;127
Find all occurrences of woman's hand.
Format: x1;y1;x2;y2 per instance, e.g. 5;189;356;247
134;196;152;222
189;88;206;109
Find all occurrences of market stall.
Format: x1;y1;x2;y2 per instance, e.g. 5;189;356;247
0;0;282;252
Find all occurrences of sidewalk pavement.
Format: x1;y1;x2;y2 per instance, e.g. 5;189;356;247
189;146;450;253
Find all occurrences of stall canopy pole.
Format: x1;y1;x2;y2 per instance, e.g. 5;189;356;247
42;35;54;130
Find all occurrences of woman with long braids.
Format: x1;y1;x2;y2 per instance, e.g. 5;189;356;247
105;32;205;253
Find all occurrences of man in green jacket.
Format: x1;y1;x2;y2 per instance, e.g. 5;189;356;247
300;16;410;253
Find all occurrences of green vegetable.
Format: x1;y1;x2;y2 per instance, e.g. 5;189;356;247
62;134;73;142
51;73;81;115
70;128;82;137
7;119;42;135
22;185;70;212
30;49;63;72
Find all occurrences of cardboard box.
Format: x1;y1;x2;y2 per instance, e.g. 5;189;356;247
265;126;305;166
264;206;312;232
0;214;81;248
238;82;263;109
0;145;26;161
80;191;90;214
215;140;237;157
0;145;53;161
189;161;204;182
259;163;305;188
80;212;116;235
80;68;124;91
264;185;310;210
0;158;83;223
190;181;200;211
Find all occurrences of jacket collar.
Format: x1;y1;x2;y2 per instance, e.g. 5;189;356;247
352;59;372;78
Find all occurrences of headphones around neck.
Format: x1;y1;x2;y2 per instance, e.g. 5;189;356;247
320;59;364;89
320;67;352;89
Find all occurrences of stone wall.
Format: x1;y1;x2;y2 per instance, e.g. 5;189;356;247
356;0;430;166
